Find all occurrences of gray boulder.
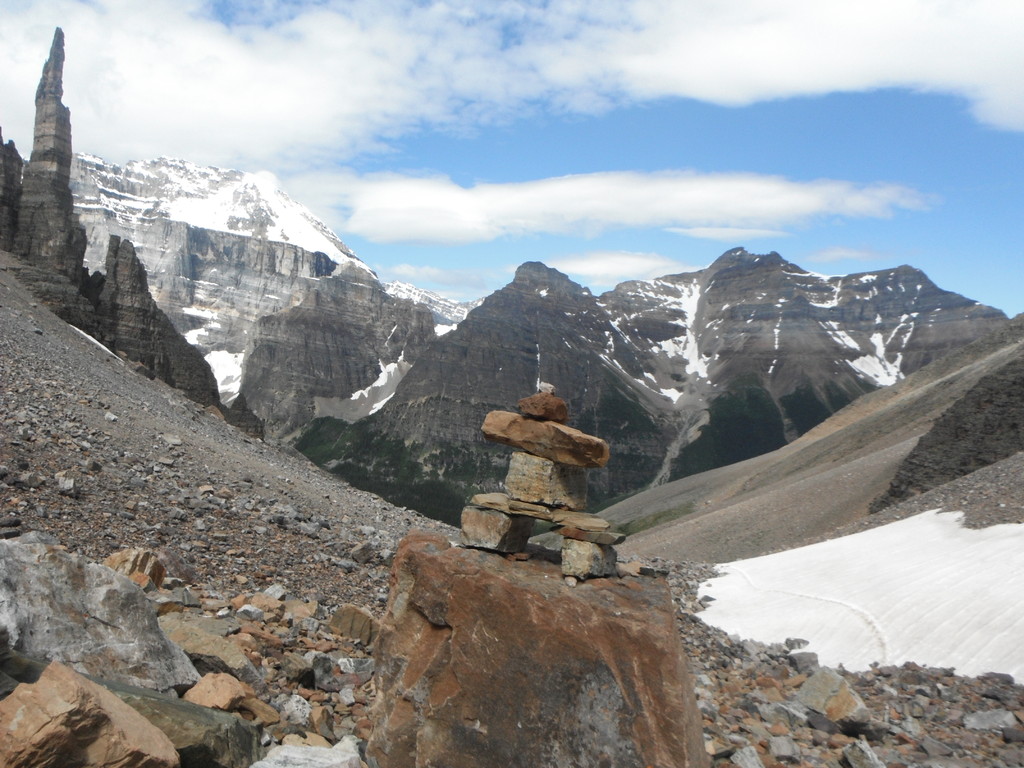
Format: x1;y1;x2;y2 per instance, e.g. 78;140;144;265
0;540;199;693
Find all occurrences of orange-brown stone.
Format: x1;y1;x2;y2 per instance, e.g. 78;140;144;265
481;411;609;467
367;531;706;768
517;392;569;423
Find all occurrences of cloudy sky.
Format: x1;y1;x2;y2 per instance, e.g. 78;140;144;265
0;1;1021;313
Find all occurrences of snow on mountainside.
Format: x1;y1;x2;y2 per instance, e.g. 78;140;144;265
700;509;1024;679
73;154;369;274
384;281;480;334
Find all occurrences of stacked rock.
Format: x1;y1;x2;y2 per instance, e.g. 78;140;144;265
459;385;623;579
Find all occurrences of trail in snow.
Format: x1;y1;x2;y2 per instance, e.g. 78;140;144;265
725;563;891;664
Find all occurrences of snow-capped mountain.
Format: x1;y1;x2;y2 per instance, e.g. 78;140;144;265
384;281;480;334
73;154;365;271
69;154;436;412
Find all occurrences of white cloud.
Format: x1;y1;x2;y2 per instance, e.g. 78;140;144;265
809;246;886;263
294;169;926;245
670;227;791;242
548;251;700;289
0;0;1021;174
387;263;489;291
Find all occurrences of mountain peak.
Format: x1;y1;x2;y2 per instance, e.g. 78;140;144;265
512;261;587;297
709;247;788;271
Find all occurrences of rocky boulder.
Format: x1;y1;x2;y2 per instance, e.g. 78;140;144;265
0;660;180;768
0;540;199;693
481;410;610;467
367;531;706;768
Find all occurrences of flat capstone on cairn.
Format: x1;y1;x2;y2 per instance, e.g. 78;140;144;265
461;383;622;580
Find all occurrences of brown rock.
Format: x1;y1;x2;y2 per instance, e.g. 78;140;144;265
469;492;511;512
237;695;281;726
182;672;247;711
104;547;167;588
482;411;610;468
797;668;869;723
504;451;588;510
244;591;284;621
561;537;617;579
328;604;379;647
518;391;569;423
557;525;625;545
0;660;180;768
367;531;706;768
549;509;610;531
460;505;534;553
159;613;265;693
506;499;555;520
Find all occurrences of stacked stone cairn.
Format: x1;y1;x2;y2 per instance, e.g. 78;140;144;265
460;385;623;580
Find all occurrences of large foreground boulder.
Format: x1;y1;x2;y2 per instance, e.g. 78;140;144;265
367;531;706;768
0;540;199;693
0;660;180;768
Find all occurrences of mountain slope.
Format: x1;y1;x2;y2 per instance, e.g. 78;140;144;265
612;313;1024;563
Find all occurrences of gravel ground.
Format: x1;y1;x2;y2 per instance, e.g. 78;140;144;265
4;253;1024;767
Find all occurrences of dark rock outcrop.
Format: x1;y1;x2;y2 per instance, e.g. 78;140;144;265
98;235;221;407
2;31;262;436
0;129;22;251
13;28;87;286
367;531;707;768
872;316;1024;511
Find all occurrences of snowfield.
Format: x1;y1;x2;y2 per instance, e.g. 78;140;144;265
698;510;1024;680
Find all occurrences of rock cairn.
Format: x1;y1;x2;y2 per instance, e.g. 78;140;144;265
464;385;621;579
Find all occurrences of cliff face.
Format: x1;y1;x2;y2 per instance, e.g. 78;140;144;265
71;154;360;358
298;251;1007;520
97;236;221;407
240;264;437;436
13;29;87;286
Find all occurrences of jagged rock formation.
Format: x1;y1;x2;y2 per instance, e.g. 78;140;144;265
98;235;221;407
298;253;1007;521
240;269;436;435
871;315;1024;512
0;129;22;251
13;28;87;287
0;30;262;436
367;531;707;768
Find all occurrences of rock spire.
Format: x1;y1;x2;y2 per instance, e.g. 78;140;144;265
14;27;87;285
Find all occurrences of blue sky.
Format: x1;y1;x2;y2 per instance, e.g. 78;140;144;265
0;0;1021;314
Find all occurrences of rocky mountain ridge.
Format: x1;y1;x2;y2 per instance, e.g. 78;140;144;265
63;150;1008;523
301;254;1006;521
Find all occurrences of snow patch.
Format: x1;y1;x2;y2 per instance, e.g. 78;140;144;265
699;510;1024;679
205;350;243;404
